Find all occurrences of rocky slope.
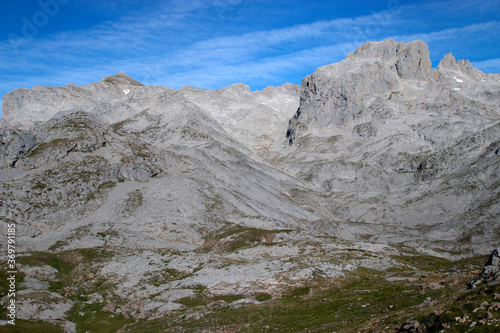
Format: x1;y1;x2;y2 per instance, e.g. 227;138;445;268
0;73;326;250
180;82;300;152
0;69;341;331
0;39;499;331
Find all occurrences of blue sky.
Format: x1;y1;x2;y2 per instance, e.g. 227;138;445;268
1;0;500;116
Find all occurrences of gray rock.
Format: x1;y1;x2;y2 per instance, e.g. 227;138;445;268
469;247;500;287
0;128;37;168
16;291;74;321
437;52;460;71
0;72;329;256
278;38;500;254
394;40;432;80
180;82;300;152
16;110;108;170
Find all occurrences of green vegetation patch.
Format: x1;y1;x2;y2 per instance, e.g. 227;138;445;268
14;248;132;332
287;286;310;298
125;189;143;209
124;254;492;332
17;247;114;297
177;295;207;308
119;189;144;216
177;293;245;308
0;320;65;333
255;293;272;302
213;294;245;303
25;138;73;158
143;268;190;287
66;302;133;333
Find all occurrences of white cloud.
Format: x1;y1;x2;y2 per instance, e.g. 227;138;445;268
391;21;500;44
0;5;404;91
472;58;500;74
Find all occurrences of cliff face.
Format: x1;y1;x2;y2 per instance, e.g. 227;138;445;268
280;38;500;254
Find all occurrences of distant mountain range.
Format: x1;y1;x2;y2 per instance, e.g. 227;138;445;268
1;39;499;332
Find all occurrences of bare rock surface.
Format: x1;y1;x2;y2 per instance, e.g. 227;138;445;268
279;38;500;255
180;82;300;151
468;247;500;288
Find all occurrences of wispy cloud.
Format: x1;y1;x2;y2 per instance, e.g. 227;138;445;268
392;21;500;44
0;5;409;91
473;59;500;74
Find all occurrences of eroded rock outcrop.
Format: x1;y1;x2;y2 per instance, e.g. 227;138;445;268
468;247;500;288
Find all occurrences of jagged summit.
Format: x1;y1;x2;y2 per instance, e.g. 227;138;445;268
2;38;499;256
351;39;432;80
97;71;145;87
287;39;498;137
437;51;482;79
438;52;460;71
1;38;500;253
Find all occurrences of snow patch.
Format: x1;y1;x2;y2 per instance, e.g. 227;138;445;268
453;88;460;91
123;89;130;95
453;77;463;83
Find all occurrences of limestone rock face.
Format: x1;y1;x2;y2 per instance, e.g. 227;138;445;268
280;39;500;254
0;72;326;255
15;111;108;170
482;247;500;282
468;247;500;288
353;39;432;80
394;40;432;80
0;128;37;168
437;52;460;71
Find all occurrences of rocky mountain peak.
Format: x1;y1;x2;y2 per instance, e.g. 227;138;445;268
282;38;500;254
97;71;145;87
353;38;405;61
437;52;459;71
394;40;432;80
437;52;477;77
353;38;432;80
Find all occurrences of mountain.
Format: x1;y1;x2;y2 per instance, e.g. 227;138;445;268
278;39;500;255
0;71;327;251
0;39;499;332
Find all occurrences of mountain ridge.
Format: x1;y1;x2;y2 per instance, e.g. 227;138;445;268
2;38;500;256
